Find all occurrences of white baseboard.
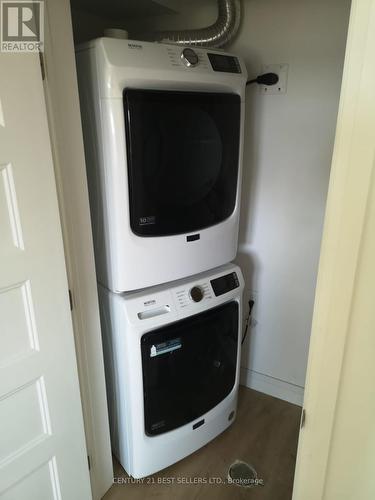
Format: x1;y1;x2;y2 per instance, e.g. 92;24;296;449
240;367;304;407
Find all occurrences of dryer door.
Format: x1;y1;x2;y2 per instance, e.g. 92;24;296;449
141;301;239;436
124;89;241;237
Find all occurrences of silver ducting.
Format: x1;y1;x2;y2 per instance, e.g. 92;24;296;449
150;0;240;48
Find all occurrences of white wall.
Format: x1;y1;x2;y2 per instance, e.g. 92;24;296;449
232;0;350;404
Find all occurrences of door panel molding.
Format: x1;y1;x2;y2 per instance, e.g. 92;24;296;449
0;50;91;499
43;0;113;498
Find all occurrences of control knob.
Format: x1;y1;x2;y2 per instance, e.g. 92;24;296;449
189;286;204;303
181;48;199;67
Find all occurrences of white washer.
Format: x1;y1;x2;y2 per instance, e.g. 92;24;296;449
98;263;244;478
76;38;247;292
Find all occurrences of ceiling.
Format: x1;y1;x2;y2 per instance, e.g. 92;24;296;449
71;0;214;20
71;0;176;19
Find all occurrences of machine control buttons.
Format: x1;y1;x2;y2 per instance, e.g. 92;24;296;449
189;286;204;302
181;48;199;67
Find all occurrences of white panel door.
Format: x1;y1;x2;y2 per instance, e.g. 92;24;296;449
0;52;92;499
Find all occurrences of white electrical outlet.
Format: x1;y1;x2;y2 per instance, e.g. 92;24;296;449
260;63;289;95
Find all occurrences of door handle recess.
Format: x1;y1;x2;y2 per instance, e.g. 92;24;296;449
137;305;171;320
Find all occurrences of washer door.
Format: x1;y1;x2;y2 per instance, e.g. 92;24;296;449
124;89;241;236
141;301;239;436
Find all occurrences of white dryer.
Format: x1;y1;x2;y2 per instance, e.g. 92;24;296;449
76;38;247;292
98;263;244;478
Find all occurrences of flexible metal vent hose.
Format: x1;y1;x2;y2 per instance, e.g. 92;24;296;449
151;0;240;48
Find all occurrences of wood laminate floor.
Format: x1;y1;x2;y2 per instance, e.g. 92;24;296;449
103;386;301;500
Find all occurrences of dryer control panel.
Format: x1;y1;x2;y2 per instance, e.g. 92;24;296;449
207;53;242;73
166;45;242;73
78;37;247;101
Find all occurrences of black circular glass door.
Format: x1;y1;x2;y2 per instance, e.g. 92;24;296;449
141;301;239;435
124;89;241;236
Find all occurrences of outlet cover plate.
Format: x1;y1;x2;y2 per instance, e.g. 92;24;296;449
260;63;289;95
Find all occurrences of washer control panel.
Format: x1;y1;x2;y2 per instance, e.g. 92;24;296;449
126;265;243;324
210;272;239;296
189;286;204;302
175;272;239;308
175;281;213;308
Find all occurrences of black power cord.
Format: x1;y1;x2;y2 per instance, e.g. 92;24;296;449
246;72;279;86
241;299;255;345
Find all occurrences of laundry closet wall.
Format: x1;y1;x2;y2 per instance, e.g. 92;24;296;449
231;0;351;404
72;0;351;405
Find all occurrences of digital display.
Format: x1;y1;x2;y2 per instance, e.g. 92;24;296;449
208;53;241;74
211;272;239;296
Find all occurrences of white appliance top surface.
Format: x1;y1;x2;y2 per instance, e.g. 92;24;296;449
76;38;247;94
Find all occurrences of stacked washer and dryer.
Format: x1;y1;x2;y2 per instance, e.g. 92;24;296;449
76;37;247;478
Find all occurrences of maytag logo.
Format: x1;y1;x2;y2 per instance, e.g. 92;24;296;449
144;299;156;307
128;42;142;50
